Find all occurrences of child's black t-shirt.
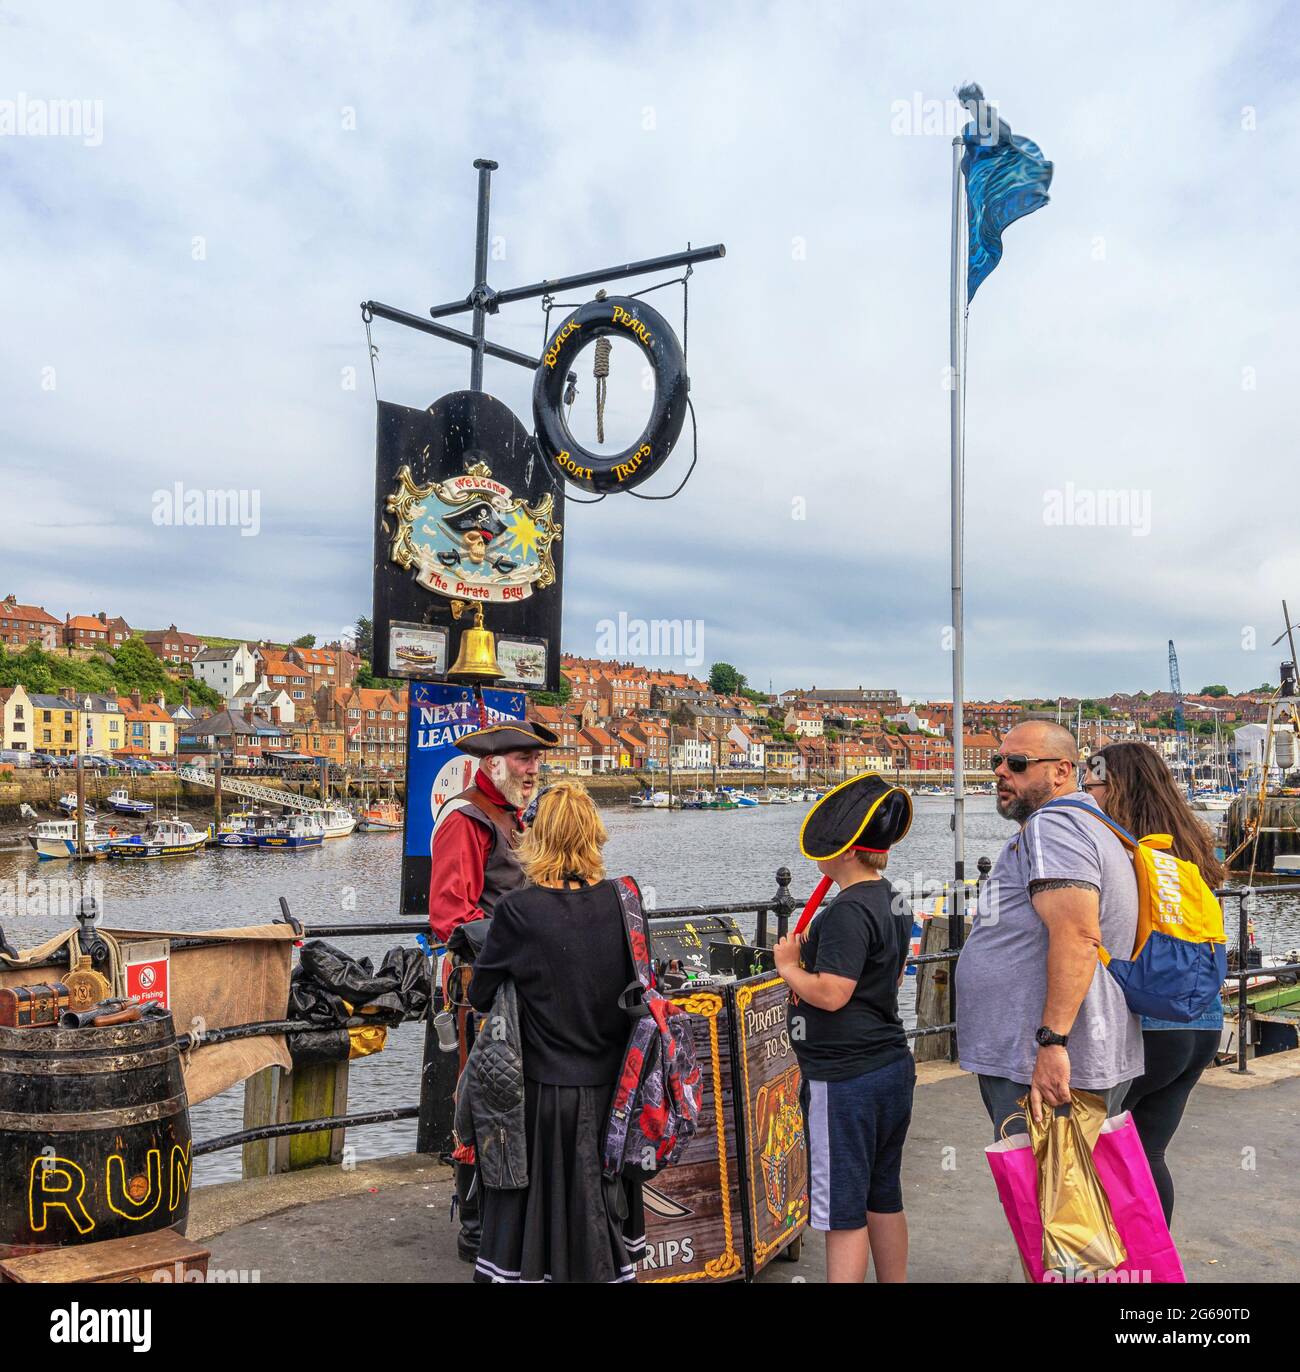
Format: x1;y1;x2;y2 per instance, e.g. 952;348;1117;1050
788;878;911;1082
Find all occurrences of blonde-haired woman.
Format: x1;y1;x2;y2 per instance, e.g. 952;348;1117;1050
468;781;645;1283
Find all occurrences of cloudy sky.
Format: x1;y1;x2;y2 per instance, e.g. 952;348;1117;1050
3;1;1298;700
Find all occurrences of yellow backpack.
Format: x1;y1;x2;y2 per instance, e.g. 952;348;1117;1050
1046;800;1227;1022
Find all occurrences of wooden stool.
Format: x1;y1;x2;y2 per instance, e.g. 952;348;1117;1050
0;1230;211;1284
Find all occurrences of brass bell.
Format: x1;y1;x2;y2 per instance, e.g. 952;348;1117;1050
447;601;504;681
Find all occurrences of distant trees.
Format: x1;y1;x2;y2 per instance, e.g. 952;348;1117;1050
352;616;374;665
708;662;746;695
532;679;573;707
0;637;222;708
1197;684;1229;697
292;634;317;649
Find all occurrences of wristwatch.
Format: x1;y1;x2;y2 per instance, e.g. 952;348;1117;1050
1035;1025;1068;1048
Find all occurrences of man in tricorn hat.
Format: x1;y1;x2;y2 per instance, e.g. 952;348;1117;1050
772;772;915;1284
429;716;559;1262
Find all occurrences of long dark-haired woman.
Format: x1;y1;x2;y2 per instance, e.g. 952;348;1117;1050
1083;742;1224;1225
467;780;645;1283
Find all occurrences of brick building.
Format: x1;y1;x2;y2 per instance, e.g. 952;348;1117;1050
0;595;61;650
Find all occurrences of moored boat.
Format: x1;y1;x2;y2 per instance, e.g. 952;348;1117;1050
106;786;154;816
27;818;112;860
108;818;209;859
216;809;279;848
255;812;326;850
356;799;403;831
57;793;97;817
319;805;357;839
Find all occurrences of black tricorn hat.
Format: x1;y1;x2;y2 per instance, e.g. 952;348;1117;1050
799;772;913;861
455;721;560;757
445;502;507;543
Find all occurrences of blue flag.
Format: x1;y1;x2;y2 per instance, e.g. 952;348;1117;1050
958;84;1052;302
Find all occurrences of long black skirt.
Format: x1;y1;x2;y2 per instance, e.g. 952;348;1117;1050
474;1078;645;1284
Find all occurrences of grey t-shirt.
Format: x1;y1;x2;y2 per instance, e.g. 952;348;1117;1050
955;790;1144;1089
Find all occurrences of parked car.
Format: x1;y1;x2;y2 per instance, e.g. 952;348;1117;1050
29;752;60;768
151;760;175;772
0;749;31;768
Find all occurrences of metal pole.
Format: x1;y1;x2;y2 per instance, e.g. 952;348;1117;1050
1236;892;1250;1073
469;158;496;392
429;243;727;319
74;742;85;856
362;300;542;370
949;137;968;896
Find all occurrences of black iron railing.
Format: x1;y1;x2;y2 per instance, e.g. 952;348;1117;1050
43;866;1280;1158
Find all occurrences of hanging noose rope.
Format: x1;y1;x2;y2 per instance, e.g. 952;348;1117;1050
593;336;611;443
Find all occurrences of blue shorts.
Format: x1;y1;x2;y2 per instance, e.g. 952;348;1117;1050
801;1053;915;1231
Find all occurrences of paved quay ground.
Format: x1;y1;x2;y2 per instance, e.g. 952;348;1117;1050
197;1052;1300;1284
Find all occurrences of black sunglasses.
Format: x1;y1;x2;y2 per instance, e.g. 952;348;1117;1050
990;753;1066;774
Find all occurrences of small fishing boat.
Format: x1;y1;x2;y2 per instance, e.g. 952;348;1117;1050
106;786;154;816
724;789;758;808
216;809;279;848
27;818;112;860
57;793;97;817
255;812;325;850
108;818;209;860
356;799;403;832
319;805;357;839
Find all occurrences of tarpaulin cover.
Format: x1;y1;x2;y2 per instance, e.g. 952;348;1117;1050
289;940;430;1027
0;924;296;1105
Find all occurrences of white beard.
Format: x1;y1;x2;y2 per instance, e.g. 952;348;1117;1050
486;756;530;809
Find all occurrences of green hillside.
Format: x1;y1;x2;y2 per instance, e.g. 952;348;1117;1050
0;639;223;709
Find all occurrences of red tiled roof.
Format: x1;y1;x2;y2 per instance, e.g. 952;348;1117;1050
1;598;59;625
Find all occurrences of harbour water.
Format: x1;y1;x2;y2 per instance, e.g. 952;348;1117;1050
2;795;1296;1185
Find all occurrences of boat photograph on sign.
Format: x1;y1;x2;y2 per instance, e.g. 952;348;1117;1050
1;0;1298;1347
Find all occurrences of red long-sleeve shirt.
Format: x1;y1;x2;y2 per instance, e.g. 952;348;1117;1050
428;767;522;943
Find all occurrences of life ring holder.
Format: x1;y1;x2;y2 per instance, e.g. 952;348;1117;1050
532;295;688;495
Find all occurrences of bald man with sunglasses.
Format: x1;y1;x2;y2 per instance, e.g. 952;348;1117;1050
954;722;1143;1140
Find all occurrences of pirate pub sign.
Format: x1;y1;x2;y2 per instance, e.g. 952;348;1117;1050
372;391;565;691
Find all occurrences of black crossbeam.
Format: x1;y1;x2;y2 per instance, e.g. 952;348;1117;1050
428;242;727;320
363;299;541;371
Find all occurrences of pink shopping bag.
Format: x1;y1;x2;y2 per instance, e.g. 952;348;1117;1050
985;1110;1185;1284
1092;1111;1185;1283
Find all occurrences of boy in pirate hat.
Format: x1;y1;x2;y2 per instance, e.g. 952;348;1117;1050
430;716;558;1261
772;772;916;1284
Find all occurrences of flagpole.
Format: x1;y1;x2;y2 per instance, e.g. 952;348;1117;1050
949;135;968;902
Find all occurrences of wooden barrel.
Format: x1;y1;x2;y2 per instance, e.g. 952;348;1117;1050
0;1014;191;1258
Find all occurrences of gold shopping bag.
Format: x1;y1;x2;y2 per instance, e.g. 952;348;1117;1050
1018;1088;1127;1277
